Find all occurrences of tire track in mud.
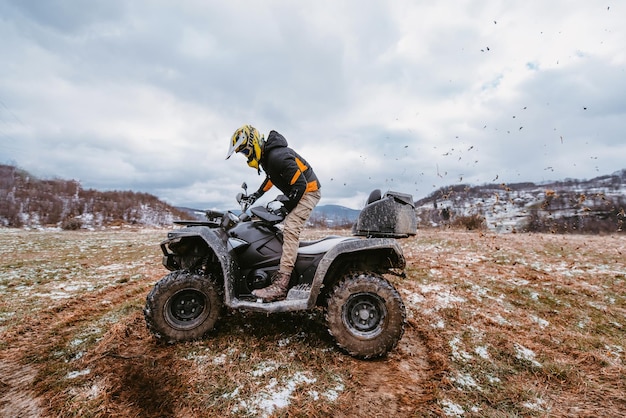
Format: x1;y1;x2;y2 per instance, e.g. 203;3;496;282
0;360;43;417
0;270;170;417
77;313;184;418
336;319;444;417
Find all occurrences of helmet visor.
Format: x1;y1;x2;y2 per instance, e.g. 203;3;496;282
226;130;248;159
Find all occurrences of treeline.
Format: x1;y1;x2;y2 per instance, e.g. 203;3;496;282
524;190;625;234
0;164;188;229
415;170;626;234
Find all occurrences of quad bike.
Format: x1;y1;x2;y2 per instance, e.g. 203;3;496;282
143;184;417;359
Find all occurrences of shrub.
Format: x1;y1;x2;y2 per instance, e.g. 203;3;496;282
61;217;82;230
451;214;486;231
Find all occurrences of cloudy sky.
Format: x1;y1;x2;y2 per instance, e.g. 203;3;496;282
1;0;624;210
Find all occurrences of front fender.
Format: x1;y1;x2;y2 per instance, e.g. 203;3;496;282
161;226;238;303
308;237;405;307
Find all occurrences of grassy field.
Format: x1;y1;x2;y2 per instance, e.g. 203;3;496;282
0;227;624;417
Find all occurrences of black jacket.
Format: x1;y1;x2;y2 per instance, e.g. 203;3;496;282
255;131;320;211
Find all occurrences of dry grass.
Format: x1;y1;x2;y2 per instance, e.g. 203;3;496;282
0;227;624;417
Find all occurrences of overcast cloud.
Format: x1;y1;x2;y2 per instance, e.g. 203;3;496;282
1;0;624;210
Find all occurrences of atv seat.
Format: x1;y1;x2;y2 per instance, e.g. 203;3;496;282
298;236;354;255
367;188;382;204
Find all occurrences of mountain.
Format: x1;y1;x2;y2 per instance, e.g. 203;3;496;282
0;164;189;229
173;207;207;221
310;204;360;227
414;169;626;233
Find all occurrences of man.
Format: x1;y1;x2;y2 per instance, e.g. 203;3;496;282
226;125;321;302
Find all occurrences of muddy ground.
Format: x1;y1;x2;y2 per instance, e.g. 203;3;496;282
0;228;624;417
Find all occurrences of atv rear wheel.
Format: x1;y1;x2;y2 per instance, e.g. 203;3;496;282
326;272;406;359
144;270;222;343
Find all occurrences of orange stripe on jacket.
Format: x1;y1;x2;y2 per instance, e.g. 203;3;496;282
296;157;308;172
290;170;302;185
290;158;311;185
305;180;319;192
262;179;273;192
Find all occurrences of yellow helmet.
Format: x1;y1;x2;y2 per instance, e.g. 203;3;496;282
226;125;264;171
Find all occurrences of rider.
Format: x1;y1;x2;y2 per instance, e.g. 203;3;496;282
226;125;321;302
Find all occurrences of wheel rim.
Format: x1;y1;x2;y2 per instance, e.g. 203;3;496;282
164;288;210;330
342;292;387;338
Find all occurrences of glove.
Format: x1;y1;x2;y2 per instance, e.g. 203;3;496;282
267;200;288;217
267;200;283;212
245;191;262;205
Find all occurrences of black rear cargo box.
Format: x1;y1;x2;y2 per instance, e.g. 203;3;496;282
352;190;417;238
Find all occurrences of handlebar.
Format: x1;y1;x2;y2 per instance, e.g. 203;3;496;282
236;183;287;218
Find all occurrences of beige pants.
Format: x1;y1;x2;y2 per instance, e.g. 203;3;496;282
279;189;321;274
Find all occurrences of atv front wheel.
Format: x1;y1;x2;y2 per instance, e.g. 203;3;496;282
326;272;406;359
144;270;223;343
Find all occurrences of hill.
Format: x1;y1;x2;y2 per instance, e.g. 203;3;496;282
0;164;360;230
310;204;360;227
415;170;626;233
0;164;188;229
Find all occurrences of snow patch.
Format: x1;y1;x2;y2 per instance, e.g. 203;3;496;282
486;375;501;384
530;315;549;329
212;353;227;365
449;337;473;362
251;361;279;377
234;372;317;417
522;397;549;412
441;399;465;416
66;369;91;379
452;373;481;390
431;318;446;329
475;345;490;360
514;343;542;368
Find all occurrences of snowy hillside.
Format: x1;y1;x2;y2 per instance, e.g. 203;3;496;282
415;170;626;233
0;164;188;229
3;163;624;233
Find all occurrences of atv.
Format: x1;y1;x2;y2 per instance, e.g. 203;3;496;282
143;184;417;359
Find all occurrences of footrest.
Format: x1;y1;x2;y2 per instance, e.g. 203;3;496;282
286;284;311;300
